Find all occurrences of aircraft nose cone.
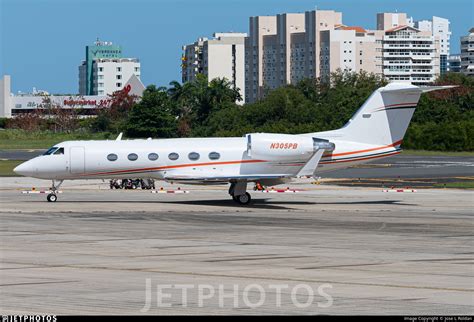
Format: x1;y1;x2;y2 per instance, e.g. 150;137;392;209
14;161;34;176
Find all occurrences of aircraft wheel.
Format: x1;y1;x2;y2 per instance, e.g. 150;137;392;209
235;192;251;205
47;193;57;202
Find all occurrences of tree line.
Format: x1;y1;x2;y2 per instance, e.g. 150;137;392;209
5;71;473;151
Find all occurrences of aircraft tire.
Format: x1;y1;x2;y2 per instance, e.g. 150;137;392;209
47;193;57;202
235;192;251;205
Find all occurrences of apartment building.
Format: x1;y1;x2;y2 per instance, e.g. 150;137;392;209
303;10;343;80
181;38;206;83
320;26;383;80
414;16;451;74
377;13;440;85
182;33;246;103
447;54;461;73
460;28;474;77
241;10;446;102
245;10;342;103
245;15;277;103
261;13;305;91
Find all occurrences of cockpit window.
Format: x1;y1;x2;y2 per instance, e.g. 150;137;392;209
43;147;58;155
53;147;64;155
43;147;64;155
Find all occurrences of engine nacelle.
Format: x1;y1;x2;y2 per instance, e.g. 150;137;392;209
246;133;315;161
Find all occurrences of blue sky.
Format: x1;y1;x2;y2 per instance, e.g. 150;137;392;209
1;0;473;94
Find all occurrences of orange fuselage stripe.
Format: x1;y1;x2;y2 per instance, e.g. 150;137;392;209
323;140;402;158
320;150;400;164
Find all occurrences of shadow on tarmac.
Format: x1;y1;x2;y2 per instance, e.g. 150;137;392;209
43;198;415;211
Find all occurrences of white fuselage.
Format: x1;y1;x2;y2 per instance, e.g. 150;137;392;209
14;134;401;183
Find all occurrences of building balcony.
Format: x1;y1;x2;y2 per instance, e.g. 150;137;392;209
411;69;434;74
383;69;411;75
411;53;434;59
383;44;434;50
384;52;434;58
410;76;436;83
384;35;433;41
410;61;433;66
383;52;411;58
383;60;411;65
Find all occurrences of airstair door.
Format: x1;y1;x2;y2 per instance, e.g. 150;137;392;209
70;147;85;174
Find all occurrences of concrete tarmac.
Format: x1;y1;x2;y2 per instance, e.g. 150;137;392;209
0;178;473;315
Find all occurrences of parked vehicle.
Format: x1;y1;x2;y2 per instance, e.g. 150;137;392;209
121;179;141;189
140;178;155;190
109;178;155;190
109;179;122;189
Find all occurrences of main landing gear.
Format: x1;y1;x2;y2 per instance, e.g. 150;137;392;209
229;181;251;205
47;180;63;202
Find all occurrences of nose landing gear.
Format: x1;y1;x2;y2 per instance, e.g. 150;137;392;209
47;180;63;202
47;193;57;202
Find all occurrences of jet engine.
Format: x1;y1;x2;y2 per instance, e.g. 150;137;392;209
246;133;334;161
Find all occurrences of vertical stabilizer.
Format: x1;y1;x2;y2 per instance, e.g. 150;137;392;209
313;83;455;146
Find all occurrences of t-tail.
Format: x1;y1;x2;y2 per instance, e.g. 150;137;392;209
313;83;456;147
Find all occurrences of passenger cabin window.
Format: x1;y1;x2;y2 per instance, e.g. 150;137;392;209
188;152;200;161
148;153;159;161
128;153;138;161
168;153;179;161
107;153;118;161
53;147;64;155
209;152;220;160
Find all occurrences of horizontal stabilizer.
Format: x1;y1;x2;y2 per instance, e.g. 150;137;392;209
379;84;458;93
417;85;458;93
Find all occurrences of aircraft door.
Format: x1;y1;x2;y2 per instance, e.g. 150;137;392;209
70;146;85;174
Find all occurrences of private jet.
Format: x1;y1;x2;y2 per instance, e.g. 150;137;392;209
14;83;452;204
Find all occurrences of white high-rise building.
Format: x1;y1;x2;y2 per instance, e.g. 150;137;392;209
182;33;247;104
377;13;440;85
460;28;474;77
91;58;140;96
78;40;141;96
415;16;451;74
380;25;440;85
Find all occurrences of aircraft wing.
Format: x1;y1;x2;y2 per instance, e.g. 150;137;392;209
163;174;290;183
